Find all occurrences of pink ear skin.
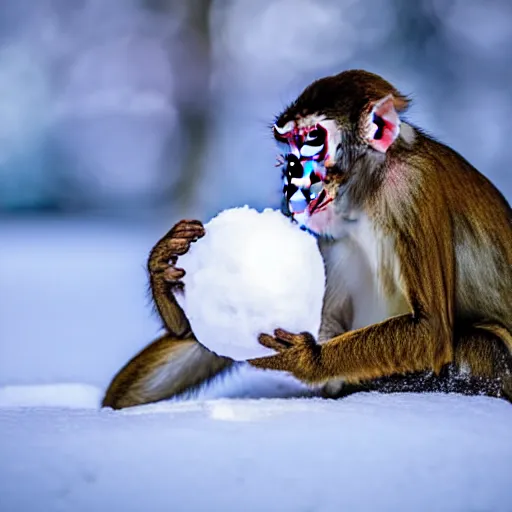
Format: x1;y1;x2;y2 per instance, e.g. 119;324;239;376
367;95;400;153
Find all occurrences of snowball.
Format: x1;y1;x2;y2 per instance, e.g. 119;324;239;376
176;207;325;360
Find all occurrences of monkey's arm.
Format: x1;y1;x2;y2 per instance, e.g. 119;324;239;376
251;312;450;384
103;220;234;409
251;210;456;384
147;220;204;338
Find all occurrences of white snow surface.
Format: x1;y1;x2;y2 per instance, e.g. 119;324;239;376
1;218;512;512
1;387;511;512
177;207;325;360
0;383;102;408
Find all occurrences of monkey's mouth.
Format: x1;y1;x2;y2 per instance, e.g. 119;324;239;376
308;189;332;215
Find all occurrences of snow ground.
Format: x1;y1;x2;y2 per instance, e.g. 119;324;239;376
1;218;512;512
1;385;511;512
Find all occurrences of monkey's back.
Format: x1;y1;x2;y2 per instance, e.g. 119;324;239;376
423;136;512;331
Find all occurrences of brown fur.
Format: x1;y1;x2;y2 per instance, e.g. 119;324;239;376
276;70;410;128
102;334;231;409
251;70;512;401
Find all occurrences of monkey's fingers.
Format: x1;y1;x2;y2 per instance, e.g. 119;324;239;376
148;255;178;275
171;219;205;236
171;281;185;293
163;266;185;283
172;219;204;229
167;237;198;256
258;333;291;352
171;224;205;240
248;352;292;372
273;329;316;348
247;353;287;371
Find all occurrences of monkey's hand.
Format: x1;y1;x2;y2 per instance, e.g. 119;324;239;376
249;329;321;383
148;219;205;291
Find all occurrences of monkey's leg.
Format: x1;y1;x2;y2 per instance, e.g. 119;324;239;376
322;323;512;400
102;334;233;409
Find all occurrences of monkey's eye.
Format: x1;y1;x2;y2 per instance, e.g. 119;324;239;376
301;127;325;158
304;129;324;146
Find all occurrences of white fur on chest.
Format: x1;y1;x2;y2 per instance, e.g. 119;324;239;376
320;214;403;333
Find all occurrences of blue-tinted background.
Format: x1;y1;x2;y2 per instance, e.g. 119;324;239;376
1;0;511;388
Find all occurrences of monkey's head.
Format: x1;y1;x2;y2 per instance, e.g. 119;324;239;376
274;69;410;237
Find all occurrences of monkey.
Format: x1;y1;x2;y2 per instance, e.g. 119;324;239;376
103;69;512;409
249;69;512;400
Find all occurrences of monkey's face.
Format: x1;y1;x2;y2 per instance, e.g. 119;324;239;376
274;114;349;237
274;70;409;238
274;114;343;233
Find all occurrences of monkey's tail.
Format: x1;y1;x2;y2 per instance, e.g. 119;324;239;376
102;335;233;409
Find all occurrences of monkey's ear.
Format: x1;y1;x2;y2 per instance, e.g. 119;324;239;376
365;94;400;153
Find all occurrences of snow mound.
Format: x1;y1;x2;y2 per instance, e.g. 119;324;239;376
177;207;325;360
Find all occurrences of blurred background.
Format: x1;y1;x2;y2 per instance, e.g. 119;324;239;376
1;0;511;391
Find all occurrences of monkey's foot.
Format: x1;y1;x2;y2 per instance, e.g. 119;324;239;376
148;219;205;289
248;329;321;383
